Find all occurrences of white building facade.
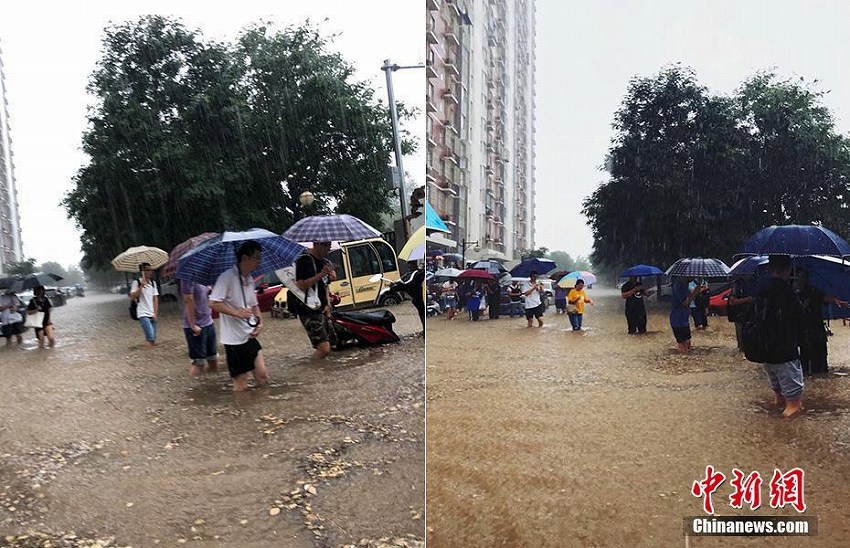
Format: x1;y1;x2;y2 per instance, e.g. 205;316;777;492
0;41;23;273
426;0;536;263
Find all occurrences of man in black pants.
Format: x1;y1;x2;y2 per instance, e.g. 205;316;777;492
393;261;425;330
620;276;648;334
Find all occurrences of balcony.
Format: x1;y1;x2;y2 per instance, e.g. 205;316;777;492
426;63;438;80
426;96;437;114
442;150;459;166
442;89;459;106
444;32;460;47
435;179;458;196
440;214;457;226
426;0;439;9
426;29;439;45
443;57;459;77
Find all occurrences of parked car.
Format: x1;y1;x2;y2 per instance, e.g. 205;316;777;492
274;237;402;315
708;286;733;316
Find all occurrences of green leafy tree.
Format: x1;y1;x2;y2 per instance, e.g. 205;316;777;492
5;259;36;276
64;16;414;270
39;262;69;280
583;65;850;272
518;247;549;260
547;250;576;272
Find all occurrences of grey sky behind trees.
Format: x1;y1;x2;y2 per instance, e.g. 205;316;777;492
534;0;850;262
0;0;424;268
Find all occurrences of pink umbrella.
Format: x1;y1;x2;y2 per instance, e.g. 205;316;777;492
162;232;219;278
458;269;495;280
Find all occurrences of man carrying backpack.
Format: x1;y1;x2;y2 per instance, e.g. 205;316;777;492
750;255;806;418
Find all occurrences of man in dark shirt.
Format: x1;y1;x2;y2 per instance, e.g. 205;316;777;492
292;241;337;360
393;261;425;329
620;276;648;334
759;255;805;418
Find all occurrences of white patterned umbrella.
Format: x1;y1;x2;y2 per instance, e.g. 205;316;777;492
665;257;731;278
111;246;169;273
282;214;382;242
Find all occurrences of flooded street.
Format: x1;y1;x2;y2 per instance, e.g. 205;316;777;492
0;292;424;547
426;286;850;547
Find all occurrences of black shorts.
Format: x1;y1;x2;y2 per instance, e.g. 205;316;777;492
224;338;262;378
672;326;691;343
525;303;545;320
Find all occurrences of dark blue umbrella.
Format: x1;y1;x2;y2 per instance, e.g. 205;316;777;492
619;264;664;278
510;258;557;277
176;229;304;286
728;256;768;278
665;258;730;278
736;224;850;258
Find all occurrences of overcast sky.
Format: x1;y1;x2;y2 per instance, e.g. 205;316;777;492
535;0;850;262
0;0;424;268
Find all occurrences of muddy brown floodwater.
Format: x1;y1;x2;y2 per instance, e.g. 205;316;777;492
0;291;424;548
427;286;850;547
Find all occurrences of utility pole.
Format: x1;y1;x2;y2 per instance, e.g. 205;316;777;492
381;59;425;244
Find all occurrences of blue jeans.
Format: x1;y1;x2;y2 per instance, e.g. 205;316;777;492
139;316;157;343
763;359;804;400
568;312;583;330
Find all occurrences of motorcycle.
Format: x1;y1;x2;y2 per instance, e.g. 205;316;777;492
426;291;442;317
328;274;402;349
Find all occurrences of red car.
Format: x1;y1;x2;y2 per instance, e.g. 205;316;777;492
708;287;732;316
211;273;283;318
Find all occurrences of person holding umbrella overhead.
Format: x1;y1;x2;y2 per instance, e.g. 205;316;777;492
291;241;338;361
209;241;270;391
130;262;160;347
621;277;648;334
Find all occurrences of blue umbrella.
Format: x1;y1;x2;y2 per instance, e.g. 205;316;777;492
665;258;730;278
282;214;381;242
176;229;304;286
425;202;450;233
736;224;850;258
471;260;507;275
729;256;768;278
795;255;850;304
619;264;664;278
510;258;557;277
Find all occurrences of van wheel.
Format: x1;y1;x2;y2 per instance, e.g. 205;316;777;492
381;294;402;306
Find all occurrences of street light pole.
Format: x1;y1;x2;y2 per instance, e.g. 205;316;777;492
461;239;480;267
381;59;425;243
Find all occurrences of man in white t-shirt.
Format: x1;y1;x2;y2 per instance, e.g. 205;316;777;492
521;271;546;328
130;262;160;346
209;240;269;392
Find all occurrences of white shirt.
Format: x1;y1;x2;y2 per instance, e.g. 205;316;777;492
130;278;159;318
210;266;258;345
521;281;542;309
0;294;22;325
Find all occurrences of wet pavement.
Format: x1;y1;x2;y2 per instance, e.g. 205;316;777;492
0;292;424;547
426;286;850;547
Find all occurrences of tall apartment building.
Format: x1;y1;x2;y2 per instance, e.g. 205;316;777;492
0;42;23;273
426;0;536;263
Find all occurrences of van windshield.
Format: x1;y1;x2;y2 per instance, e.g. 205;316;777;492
373;239;398;273
328;249;345;280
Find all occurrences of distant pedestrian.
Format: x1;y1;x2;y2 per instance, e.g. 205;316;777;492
567;279;594;331
26;285;55;348
486;280;501;320
209;240;269;391
180;279;218;377
130;263;159;347
553;284;568;314
620;276;647;334
441;279;458;321
521;271;546;328
0;289;25;346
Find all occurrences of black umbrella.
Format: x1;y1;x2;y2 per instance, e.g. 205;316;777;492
665;258;730;279
8;272;63;292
